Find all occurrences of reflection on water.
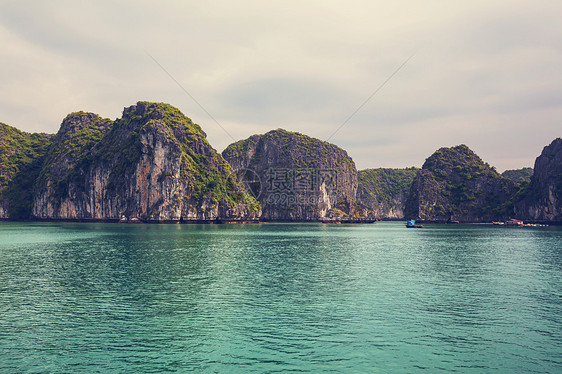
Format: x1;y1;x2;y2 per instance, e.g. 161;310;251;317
0;222;561;373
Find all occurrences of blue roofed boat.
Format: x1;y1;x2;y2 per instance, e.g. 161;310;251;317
406;220;423;228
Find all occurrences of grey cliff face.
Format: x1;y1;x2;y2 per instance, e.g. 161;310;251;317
31;102;259;222
222;129;369;221
515;138;562;222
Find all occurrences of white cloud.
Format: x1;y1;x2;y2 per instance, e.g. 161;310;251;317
0;0;561;171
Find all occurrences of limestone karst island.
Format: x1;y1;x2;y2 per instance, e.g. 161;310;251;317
0;101;560;224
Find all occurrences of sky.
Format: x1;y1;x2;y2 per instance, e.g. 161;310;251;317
1;0;561;171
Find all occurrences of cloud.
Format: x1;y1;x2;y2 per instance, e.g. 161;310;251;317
0;0;561;172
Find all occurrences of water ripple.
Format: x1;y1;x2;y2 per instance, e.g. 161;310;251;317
0;222;560;372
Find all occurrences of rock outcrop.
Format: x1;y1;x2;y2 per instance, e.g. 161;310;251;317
404;145;518;222
3;102;559;224
0;123;53;219
32;102;259;222
357;168;418;219
222;129;371;221
515;138;562;222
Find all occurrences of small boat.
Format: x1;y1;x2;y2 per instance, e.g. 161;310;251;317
406;220;423;228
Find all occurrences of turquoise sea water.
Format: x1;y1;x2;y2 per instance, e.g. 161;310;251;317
0;222;560;373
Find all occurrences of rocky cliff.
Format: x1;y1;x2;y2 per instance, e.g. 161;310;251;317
357;168;418;219
404;145;519;222
32;102;259;222
3;102;559;224
515;138;562;222
0;123;53;219
222;129;371;221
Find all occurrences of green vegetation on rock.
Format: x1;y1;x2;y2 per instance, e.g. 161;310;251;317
502;167;533;183
36;112;111;198
0;123;53;218
405;145;519;222
357;167;418;219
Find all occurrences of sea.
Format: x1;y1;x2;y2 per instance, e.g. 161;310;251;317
0;221;560;373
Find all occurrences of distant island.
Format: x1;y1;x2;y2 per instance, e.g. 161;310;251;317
1;101;560;224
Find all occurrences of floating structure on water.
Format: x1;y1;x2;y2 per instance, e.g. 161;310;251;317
406;220;423;228
493;218;549;227
505;218;524;226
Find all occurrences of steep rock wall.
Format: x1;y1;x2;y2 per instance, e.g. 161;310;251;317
32;102;259;221
223;129;371;221
515;138;562;222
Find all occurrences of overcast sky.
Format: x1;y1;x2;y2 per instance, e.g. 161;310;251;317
1;0;561;171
